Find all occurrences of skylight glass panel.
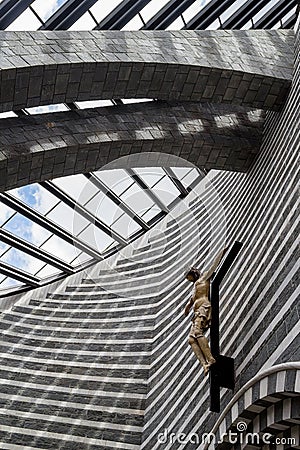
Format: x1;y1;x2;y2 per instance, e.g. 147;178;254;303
75;100;114;109
0;276;24;290
3;214;51;247
121;99;153;104
35;264;62;279
45;202;89;236
241;20;253;30
84;192;123;227
9;184;60;216
140;0;171;23
1;248;44;276
40;235;79;264
134;167;165;188
281;7;298;26
182;0;210;23
171;167;193;180
141;205;161;222
90;0;124;23
70;252;93;267
252;0;278;25
151;176;180;206
25;104;69;115
166;15;185;30
0;112;17;119
122;14;144;30
181;168;199;187
96;170;134;196
32;0;69;23
77;225;115;253
69;11;97;30
120;184;154;214
111;213;140;238
219;0;249;25
7;8;42;30
0;203;15;226
0;242;9;257
53;175;98;205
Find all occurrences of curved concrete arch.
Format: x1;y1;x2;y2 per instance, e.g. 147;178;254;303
0;101;265;192
207;364;300;450
0;30;293;112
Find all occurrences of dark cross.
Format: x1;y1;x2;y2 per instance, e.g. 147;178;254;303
209;241;243;413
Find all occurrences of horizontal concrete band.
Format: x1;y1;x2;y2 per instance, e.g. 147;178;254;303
0;101;265;192
0;30;293;113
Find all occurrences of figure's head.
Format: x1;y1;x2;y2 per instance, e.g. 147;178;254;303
185;267;201;283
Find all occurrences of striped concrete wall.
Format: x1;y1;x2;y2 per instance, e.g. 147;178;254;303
140;21;300;450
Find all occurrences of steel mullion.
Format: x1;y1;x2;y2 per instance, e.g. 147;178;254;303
94;0;151;30
41;181;127;246
0;228;74;275
221;0;274;29
85;173;150;231
0;261;41;287
183;0;236;29
0;193;102;261
188;170;205;191
163;167;189;197
40;0;99;30
281;12;297;29
141;0;195;30
125;169;170;213
253;0;297;29
0;0;35;29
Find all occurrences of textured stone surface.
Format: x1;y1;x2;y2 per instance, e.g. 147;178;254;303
0;30;293;112
0;101;265;191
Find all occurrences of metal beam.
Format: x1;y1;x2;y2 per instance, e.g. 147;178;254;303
253;0;297;29
0;228;74;275
163;167;190;197
125;169;170;213
40;0;99;30
85;173;150;230
0;193;102;261
0;0;34;29
184;0;236;29
0;260;40;288
40;181;127;246
95;0;151;30
282;11;297;29
142;0;195;30
221;0;269;29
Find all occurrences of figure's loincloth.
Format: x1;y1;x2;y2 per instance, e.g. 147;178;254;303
189;303;211;339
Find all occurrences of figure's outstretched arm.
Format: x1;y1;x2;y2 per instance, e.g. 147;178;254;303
202;247;227;280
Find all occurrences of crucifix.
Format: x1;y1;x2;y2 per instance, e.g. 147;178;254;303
184;241;243;413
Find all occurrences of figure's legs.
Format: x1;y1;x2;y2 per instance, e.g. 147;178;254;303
188;336;207;372
197;336;216;372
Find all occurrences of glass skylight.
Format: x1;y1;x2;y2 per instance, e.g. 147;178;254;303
0;166;203;294
0;276;24;291
7;8;42;30
32;0;69;23
90;0;124;23
139;0;171;24
0;0;294;35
